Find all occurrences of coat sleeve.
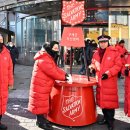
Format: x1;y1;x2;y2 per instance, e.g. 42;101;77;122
8;55;14;85
90;52;98;71
105;52;122;77
38;58;66;81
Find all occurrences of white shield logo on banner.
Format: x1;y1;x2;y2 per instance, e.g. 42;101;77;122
61;95;83;121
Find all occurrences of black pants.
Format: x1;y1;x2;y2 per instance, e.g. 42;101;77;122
0;115;2;121
13;63;15;74
102;108;115;124
118;71;121;78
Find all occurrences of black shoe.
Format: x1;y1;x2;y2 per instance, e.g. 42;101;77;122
36;121;53;130
107;125;113;130
98;118;107;125
107;121;114;130
0;123;7;130
125;127;130;130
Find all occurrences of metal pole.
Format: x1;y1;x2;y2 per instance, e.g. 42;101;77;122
70;47;73;75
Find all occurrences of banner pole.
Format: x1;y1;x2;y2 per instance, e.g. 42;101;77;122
70;47;73;75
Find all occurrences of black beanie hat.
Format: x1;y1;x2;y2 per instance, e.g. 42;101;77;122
50;41;59;49
119;40;125;44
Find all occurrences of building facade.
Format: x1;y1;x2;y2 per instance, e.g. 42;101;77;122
0;0;130;65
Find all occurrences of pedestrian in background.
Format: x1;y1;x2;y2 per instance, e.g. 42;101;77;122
87;39;97;66
28;42;72;130
0;35;14;130
85;39;91;66
74;47;80;65
79;39;91;75
79;47;85;74
89;35;122;130
116;40;128;79
6;42;19;74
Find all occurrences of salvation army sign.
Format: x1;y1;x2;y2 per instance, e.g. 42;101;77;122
60;27;85;47
62;0;85;26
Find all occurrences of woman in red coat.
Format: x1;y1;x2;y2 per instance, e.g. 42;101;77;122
0;35;14;130
89;35;122;130
28;41;70;130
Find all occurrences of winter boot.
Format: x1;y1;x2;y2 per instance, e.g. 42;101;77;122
107;120;114;130
98;118;107;125
0;123;7;130
36;114;53;130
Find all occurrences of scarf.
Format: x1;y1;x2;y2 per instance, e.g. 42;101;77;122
99;48;106;63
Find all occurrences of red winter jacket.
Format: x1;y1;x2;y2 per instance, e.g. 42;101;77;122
91;46;122;109
0;46;14;115
28;50;66;114
116;44;128;65
122;54;130;116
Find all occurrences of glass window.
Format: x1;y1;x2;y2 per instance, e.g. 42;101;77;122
109;11;129;48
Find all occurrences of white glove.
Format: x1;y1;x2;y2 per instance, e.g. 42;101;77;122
88;65;95;73
66;74;73;84
8;85;13;90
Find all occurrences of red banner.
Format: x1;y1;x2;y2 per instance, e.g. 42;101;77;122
62;0;85;26
60;27;85;47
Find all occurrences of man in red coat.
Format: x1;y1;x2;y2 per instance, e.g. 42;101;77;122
116;40;128;78
0;35;14;130
28;41;71;130
89;35;122;130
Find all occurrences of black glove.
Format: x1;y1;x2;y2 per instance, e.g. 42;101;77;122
88;67;95;74
87;68;91;75
92;69;96;74
101;73;108;80
120;54;124;58
124;52;128;55
124;69;129;76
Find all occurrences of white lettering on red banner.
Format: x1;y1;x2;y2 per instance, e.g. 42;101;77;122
61;95;83;121
60;27;85;47
62;0;85;26
67;33;79;42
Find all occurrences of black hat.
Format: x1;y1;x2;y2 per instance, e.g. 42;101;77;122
119;40;125;44
50;41;59;49
97;35;111;42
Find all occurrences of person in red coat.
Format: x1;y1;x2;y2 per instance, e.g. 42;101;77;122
116;40;128;78
0;35;14;130
122;54;130;115
89;35;122;130
28;42;71;130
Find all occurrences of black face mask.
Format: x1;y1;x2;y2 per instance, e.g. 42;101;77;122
44;45;59;63
52;50;59;63
0;43;4;53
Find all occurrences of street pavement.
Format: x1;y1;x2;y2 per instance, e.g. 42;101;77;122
2;64;130;130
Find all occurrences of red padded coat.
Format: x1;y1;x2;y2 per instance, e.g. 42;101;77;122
91;46;122;109
0;46;14;115
28;50;66;114
116;44;128;65
123;54;130;116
